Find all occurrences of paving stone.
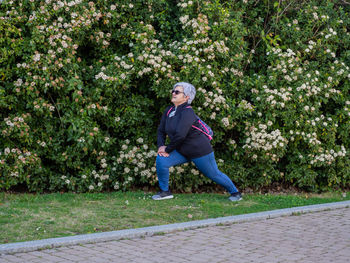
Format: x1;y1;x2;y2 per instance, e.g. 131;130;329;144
1;207;349;263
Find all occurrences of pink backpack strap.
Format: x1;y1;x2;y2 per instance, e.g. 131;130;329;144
167;105;192;117
191;125;213;140
197;119;210;133
166;107;174;116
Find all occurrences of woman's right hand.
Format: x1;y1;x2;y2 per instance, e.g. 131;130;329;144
158;146;169;157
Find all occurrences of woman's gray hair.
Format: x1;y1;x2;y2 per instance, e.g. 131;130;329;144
173;82;196;104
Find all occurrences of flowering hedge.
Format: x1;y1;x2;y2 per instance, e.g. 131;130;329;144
1;0;349;192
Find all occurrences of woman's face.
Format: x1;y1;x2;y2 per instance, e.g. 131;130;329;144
171;86;189;106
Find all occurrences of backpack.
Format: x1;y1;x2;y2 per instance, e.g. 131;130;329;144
166;106;213;140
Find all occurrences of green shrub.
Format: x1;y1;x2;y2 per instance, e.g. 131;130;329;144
0;0;349;192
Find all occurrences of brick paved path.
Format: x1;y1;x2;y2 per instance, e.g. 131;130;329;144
1;208;349;263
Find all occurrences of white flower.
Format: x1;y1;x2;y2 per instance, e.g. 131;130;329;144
33;53;41;62
14;78;23;87
222;118;229;127
191;169;199;175
89;185;94;190
6;120;14;127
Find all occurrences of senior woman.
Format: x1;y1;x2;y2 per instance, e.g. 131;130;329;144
153;82;242;201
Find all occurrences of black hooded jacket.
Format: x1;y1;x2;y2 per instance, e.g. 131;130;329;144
157;102;213;159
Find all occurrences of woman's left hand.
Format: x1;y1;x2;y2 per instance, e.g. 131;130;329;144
158;146;169;157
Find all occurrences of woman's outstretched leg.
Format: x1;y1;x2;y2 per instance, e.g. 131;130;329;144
192;152;241;200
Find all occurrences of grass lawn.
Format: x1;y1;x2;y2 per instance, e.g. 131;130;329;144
0;190;349;244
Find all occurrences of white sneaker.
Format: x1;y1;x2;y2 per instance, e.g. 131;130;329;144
228;192;242;202
152;190;174;200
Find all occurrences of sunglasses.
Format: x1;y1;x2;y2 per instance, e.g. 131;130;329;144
171;90;184;95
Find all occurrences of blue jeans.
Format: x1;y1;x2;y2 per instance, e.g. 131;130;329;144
156;150;239;194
